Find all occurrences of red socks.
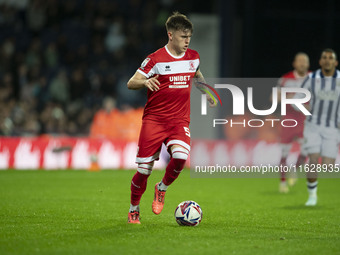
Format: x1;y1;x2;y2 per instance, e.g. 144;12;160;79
130;171;150;205
130;157;186;205
162;158;186;186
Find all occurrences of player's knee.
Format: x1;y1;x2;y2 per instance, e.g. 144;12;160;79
171;146;188;170
171;146;189;161
137;162;154;175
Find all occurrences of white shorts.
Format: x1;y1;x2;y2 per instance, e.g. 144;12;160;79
303;122;340;158
297;137;308;157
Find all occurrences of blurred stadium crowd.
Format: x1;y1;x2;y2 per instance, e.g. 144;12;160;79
0;0;279;141
0;0;189;137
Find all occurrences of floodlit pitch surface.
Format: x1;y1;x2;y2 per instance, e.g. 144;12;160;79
0;170;339;255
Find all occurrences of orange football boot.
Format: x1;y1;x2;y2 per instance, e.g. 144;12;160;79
152;183;166;215
128;211;141;224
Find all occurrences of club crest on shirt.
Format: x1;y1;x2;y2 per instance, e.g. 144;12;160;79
140;58;150;70
189;60;196;71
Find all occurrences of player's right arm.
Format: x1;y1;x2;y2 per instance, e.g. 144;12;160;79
292;75;311;112
194;69;217;107
127;72;160;91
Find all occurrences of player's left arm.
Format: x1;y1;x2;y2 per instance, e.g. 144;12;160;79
194;69;217;107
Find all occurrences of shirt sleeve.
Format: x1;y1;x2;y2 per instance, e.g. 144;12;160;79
137;56;156;78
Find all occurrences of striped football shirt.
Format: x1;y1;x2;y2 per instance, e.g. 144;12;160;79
300;69;340;128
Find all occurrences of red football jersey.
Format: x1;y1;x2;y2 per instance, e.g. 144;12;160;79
137;45;200;123
278;70;309;121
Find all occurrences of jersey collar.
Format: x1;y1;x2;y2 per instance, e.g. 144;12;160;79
293;70;308;78
319;69;339;78
165;45;185;59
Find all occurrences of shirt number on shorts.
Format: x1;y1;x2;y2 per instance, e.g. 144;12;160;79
183;127;191;137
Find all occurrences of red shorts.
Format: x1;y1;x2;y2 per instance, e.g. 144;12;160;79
280;118;304;144
135;120;191;163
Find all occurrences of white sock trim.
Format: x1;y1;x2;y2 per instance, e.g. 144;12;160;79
158;181;168;191
307;181;318;196
129;204;140;212
137;163;153;175
307;181;318;188
171;147;189;160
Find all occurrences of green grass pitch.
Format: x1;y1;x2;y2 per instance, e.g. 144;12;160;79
0;170;339;255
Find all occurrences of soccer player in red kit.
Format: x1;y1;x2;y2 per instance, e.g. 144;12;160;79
126;12;214;224
277;52;310;193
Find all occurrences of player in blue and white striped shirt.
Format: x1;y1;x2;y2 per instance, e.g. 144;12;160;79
297;48;340;206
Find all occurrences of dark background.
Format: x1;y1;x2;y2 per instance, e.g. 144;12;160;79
0;0;339;136
219;0;340;77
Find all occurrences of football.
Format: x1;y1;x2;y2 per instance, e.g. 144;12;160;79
174;200;202;226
